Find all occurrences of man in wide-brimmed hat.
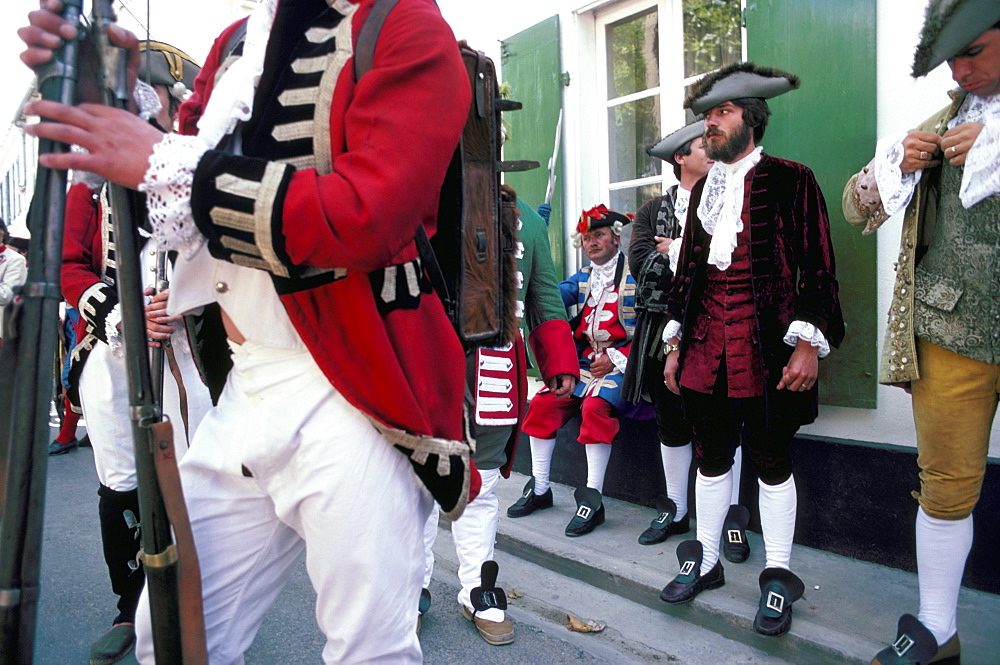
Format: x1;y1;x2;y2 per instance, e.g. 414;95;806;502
623;120;752;560
657;61;844;638
844;1;1000;662
508;205;651;538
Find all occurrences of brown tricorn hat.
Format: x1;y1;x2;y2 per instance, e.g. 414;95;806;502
911;0;1000;77
684;62;800;116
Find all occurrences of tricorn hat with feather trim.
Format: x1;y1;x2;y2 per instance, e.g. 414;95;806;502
684;62;800;116
911;0;1000;78
647;120;706;166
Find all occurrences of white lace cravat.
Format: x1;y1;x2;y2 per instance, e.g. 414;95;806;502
667;187;691;273
876;90;1000;214
697;147;762;271
139;0;278;255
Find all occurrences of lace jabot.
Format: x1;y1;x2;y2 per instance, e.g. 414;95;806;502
587;252;620;305
697;147;762;270
667;186;692;273
139;0;278;255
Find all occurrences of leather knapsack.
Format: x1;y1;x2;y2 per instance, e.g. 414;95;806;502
355;0;538;348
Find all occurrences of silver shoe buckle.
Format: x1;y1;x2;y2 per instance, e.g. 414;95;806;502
892;633;914;657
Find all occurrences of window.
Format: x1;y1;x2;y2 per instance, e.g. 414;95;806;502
596;0;743;216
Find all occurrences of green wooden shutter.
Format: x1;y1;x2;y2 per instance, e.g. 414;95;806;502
746;0;878;408
500;16;565;279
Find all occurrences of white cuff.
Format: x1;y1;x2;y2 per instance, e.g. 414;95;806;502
662;320;682;344
667;238;682;274
606;347;628;374
105;304;124;358
874;133;921;217
139;133;210;258
959;121;1000;208
783;321;830;358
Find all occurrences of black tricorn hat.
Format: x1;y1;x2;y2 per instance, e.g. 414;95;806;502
138;41;202;97
647;120;706;166
911;0;1000;78
684;62;800;116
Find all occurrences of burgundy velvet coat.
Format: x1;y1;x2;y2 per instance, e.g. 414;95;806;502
666;154;845;426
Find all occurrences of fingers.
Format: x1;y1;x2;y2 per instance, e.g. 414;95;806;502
777;368;815;392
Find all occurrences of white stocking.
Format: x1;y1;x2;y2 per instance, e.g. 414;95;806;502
695;468;732;574
660;443;692;519
585;443;612;493
758;476;797;570
917;507;972;645
730;445;743;506
530;436;556;494
453;468;504;622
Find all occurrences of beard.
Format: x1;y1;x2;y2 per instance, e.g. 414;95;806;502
705;121;753;163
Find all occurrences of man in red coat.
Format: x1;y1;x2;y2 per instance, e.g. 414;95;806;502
22;0;472;662
657;63;844;638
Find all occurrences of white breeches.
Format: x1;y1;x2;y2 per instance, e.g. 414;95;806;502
134;341;432;664
78;338;209;491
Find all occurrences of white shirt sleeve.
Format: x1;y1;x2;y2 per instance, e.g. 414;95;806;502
783;321;831;358
959;120;1000;208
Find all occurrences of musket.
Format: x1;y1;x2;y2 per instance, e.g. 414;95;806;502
543;109;563;208
0;2;83;662
90;1;206;661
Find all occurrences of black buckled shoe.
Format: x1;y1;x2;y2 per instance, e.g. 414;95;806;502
89;623;136;665
870;614;960;665
564;487;605;537
753;567;805;637
506;477;553;518
659;540;725;604
48;438;78;455
722;505;751;563
638;496;690;545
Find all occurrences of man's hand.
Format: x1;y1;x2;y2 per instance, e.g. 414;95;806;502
940;122;984;168
776;339;819;392
24;100;163;189
588;353;614;379
900;130;942;174
19;0;141;107
654;235;673;256
663;350;680;395
546;373;576;399
145;288;179;348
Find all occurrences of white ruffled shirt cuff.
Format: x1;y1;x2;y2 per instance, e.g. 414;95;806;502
105;304;124;357
662;319;829;358
662;320;682;344
783;321;830;358
606;347;628;373
139;133;211;258
873;133;920;217
959;121;1000;207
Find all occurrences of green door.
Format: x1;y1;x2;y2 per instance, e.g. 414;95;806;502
746;0;878;408
500;15;566;279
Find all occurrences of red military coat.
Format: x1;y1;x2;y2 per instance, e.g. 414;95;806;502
177;0;477;515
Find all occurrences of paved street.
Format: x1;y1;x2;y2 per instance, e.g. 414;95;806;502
32;424;787;664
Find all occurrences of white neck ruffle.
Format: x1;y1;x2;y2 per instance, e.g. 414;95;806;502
195;0;277;149
697;146;762;270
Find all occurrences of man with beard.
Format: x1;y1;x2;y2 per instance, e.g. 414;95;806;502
657;63;844;638
844;3;1000;663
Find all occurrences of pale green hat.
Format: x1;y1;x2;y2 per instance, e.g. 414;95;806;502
912;0;1000;77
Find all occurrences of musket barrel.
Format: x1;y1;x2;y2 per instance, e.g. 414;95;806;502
0;1;83;662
